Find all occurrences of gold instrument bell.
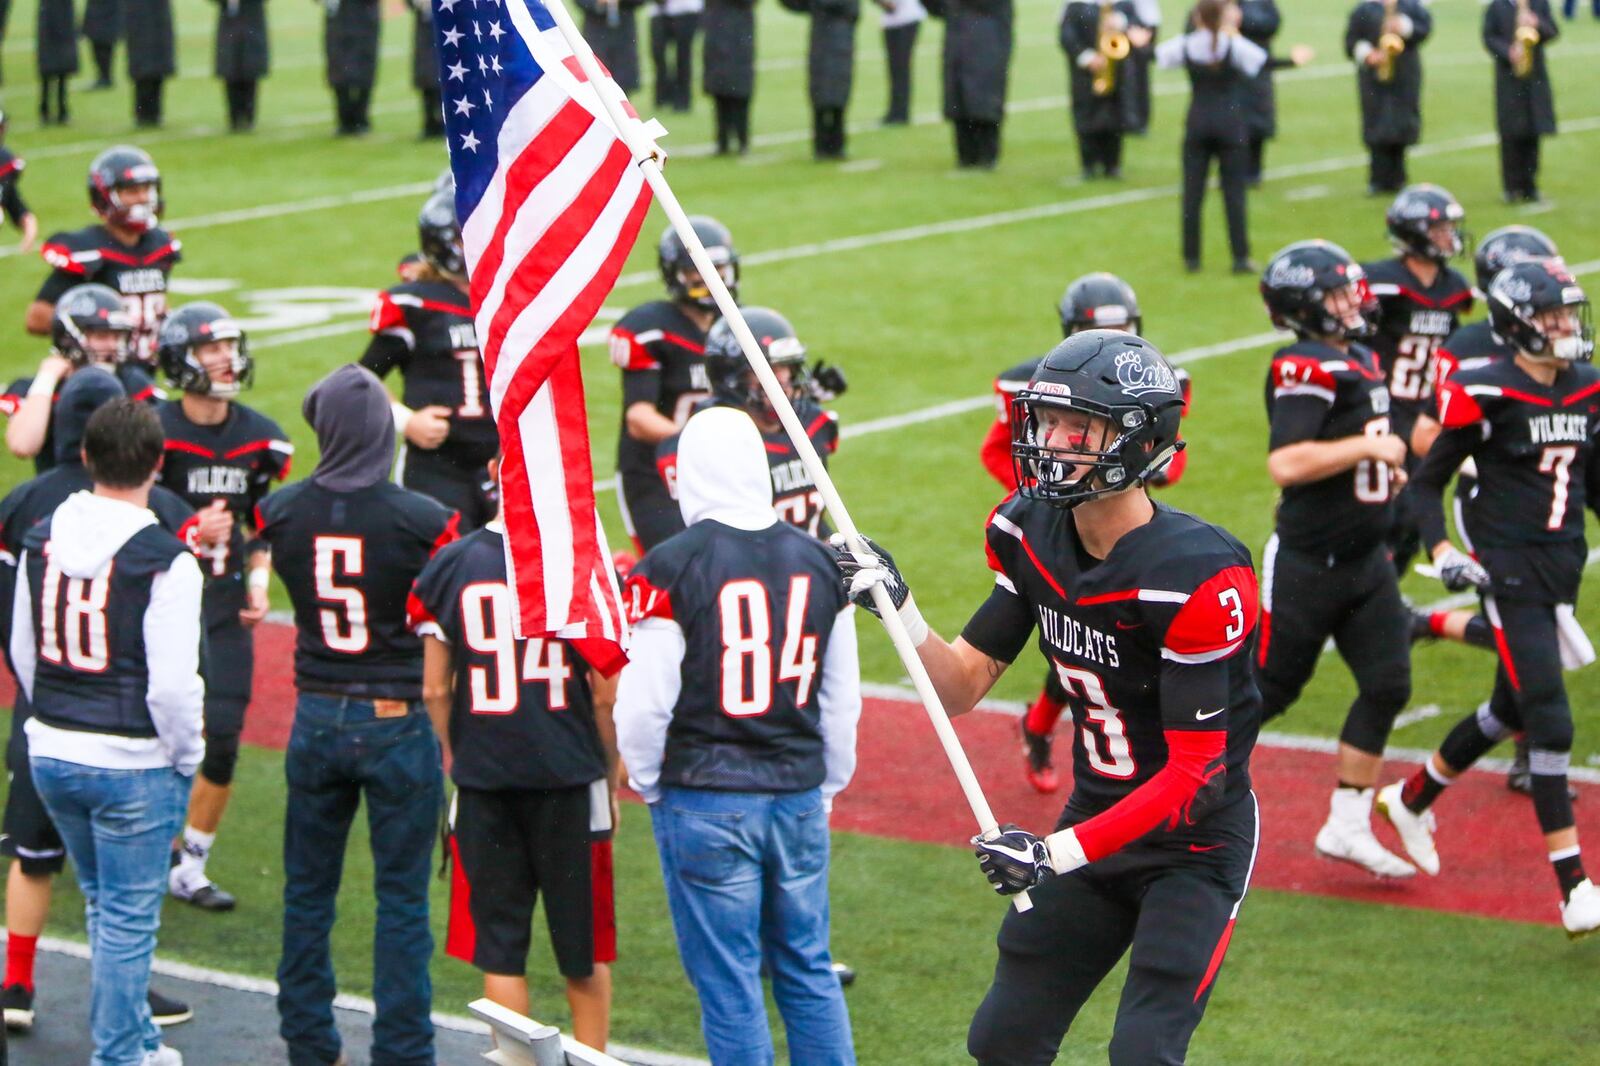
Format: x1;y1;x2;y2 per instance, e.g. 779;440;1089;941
1092;2;1133;98
1375;0;1405;84
1513;0;1541;79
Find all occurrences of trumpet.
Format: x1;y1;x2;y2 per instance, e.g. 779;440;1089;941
1513;0;1541;79
1375;0;1405;84
1091;0;1132;98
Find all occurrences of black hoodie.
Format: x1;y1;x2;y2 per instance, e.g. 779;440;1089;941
302;363;397;493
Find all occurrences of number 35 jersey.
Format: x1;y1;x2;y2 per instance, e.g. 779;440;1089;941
256;479;459;699
1264;340;1396;560
962;497;1262;828
37;224;182;365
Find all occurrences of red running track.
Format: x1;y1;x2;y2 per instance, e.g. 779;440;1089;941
1;621;1590;927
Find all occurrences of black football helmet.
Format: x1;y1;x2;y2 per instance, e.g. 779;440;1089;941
1059;273;1142;337
1473;225;1560;293
659;217;739;310
88;145;161;234
158;302;253;398
704;307;812;419
1260;240;1376;340
1386;183;1467;264
1010;330;1186;508
52;284;134;365
1487;260;1594;363
419;187;465;279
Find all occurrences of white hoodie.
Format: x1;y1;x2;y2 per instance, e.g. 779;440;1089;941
11;491;206;775
616;407;862;806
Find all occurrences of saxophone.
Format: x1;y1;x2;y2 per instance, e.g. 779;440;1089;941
1513;0;1541;79
1091;1;1133;98
1375;0;1406;85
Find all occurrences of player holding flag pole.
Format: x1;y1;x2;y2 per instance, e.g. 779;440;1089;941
435;0;1027;907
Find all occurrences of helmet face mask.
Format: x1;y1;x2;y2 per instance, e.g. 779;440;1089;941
704;307;808;422
1260;240;1377;341
1488;261;1595;364
1386;184;1469;266
53;284;134;366
158;303;254;397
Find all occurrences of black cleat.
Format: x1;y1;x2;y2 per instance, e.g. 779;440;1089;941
2;983;34;1032
148;989;193;1027
831;962;856;987
176;882;237;912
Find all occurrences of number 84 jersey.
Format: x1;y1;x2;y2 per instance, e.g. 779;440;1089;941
967;498;1263;828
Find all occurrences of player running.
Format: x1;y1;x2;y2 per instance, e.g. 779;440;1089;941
155;303;293;912
1378;259;1600;939
362;186;499;530
839;330;1262;1063
611;216;738;552
1256;240;1417;878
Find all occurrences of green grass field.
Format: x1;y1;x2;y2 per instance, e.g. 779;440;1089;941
3;0;1600;1060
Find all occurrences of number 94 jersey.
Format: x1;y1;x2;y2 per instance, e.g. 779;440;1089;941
964;497;1263;829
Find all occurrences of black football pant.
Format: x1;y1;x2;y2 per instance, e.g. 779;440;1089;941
713;95;750;154
1368;144;1407;192
225;79;259;130
1181;134;1250;265
1077;130;1123;177
1498;135;1541;201
953;119;1001;167
134;77;165;126
968;795;1258;1066
1256;540;1411;756
419;86;444;138
882;22;918;123
813;106;847;158
397;446;497;533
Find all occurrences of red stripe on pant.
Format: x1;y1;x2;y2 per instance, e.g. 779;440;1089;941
445;833;477;965
1193;918;1236;1003
1491;621;1522;691
591;839;618;964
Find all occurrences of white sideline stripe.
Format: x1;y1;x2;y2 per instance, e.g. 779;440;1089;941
857;682;1600;785
8;935;711;1066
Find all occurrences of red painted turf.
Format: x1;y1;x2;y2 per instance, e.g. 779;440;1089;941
3;621;1591;927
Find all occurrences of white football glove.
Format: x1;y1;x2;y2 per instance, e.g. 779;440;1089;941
1435;546;1491;592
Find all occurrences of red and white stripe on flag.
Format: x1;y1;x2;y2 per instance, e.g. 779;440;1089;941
441;0;657;676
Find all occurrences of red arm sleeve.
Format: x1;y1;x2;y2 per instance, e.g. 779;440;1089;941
980;416;1018;489
1071;730;1228;861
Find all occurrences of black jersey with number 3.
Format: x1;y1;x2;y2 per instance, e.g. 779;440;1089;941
256;479;460;699
1265;341;1396;560
362;280;498;468
1361;257;1474;420
409;526;607;792
962;498;1262;831
37;224;181;364
158;400;293;626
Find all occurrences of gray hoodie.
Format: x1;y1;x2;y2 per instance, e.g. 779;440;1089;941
302;363;396;492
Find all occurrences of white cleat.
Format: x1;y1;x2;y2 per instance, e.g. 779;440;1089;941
1315;816;1417;878
1375;781;1441;876
1561;879;1600;941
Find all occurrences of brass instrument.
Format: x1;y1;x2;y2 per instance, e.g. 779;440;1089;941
1091;1;1133;98
1513;0;1541;79
1375;0;1406;84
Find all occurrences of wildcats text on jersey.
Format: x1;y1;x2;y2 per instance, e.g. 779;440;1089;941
1035;604;1121;669
1528;413;1589;445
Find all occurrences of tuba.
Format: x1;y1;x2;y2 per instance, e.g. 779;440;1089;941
1091;1;1133;98
1513;0;1541;79
1375;0;1406;84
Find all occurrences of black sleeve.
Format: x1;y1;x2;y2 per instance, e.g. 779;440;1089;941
622;367;663;411
1160;656;1233;732
1410;425;1476;549
1406;0;1431;43
1;178;28;227
35;268;83;305
1267;394;1333;451
959;583;1035;664
360;332;412;378
1344;5;1367;55
1483;1;1510;61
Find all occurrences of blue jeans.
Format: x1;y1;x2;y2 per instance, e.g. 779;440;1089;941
29;758;189;1066
276;694;442;1066
650;787;854;1066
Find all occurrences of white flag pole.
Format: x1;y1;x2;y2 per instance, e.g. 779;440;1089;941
535;0;1030;910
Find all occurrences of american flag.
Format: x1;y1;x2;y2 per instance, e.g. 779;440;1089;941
433;0;658;675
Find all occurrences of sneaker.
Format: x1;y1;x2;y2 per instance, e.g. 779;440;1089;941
1560;879;1600;941
1314;815;1416;879
831;962;856;987
171;876;237;913
141;1046;183;1066
1;982;34;1032
1375;781;1440;876
148;989;193;1027
1020;721;1058;794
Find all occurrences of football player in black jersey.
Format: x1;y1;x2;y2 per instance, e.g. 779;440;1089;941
410;455;619;1050
4;284;159;476
155;303;293;913
0;110;39;254
0;367;198;1036
255;364;459;1066
24;147;179;367
840;331;1263;1063
1256;240;1418;879
362;186;499;531
611;216;738;553
1378;260;1600;939
1361;184;1474;575
655;307;845;539
978;273;1192;796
